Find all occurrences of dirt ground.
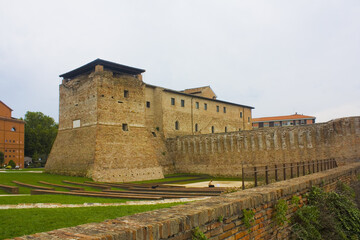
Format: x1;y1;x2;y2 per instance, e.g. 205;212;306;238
168;180;253;188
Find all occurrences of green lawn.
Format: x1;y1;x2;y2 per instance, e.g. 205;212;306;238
0;172;136;204
0;171;242;238
0;203;183;239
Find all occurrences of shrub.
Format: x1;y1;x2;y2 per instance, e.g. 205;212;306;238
192;227;208;240
291;184;360;239
243;209;255;230
7;160;16;169
273;199;288;226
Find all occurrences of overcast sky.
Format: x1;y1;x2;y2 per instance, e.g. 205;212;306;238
1;1;359;123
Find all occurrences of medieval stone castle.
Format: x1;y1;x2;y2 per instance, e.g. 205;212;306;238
46;59;360;182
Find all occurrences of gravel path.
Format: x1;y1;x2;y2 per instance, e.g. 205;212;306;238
0;197;210;209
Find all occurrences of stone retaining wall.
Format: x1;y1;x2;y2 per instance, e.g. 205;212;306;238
13;162;360;240
166;117;360;176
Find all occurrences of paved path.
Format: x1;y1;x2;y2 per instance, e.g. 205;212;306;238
0;197;209;209
0;194;30;197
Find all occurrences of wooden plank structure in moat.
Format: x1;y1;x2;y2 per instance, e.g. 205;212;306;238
0;184;19;194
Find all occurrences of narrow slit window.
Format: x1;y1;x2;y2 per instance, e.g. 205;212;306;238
181;99;185;107
216;106;219;112
211;126;215;133
195;123;198;132
225;126;227;132
175;121;179;130
124;90;129;98
240;112;243;118
204;103;207;110
146;101;150;108
223;107;226;113
122;123;128;131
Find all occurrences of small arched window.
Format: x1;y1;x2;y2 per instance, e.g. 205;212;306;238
211;126;215;133
175;121;179;130
11;127;16;132
195;123;198;132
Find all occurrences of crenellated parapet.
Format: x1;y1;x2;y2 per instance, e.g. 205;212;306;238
166;117;360;176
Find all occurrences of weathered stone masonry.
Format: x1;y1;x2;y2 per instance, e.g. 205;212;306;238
46;59;360;182
167;116;360;176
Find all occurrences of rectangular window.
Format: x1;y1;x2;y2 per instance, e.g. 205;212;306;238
248;117;250;122
171;98;175;105
216;106;219;112
240;112;243;118
146;101;150;108
124;90;129;98
195;102;199;109
73;119;80;128
223;107;226;113
122;123;128;131
181;99;185;107
204;103;207;110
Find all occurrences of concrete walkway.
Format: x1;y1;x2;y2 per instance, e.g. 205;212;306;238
0;197;209;209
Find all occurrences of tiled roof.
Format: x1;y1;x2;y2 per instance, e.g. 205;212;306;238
253;114;315;122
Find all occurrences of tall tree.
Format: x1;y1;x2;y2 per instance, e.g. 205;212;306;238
24;112;58;163
0;151;4;167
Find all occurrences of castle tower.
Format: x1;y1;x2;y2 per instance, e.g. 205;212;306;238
46;59;165;182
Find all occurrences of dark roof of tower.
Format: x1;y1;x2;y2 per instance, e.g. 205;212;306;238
59;58;145;79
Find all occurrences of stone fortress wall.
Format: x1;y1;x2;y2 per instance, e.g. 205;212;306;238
46;65;166;182
46;59;360;182
46;59;254;182
166;116;360;176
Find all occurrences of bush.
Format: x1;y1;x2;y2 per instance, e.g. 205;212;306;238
7;160;16;169
291;184;360;239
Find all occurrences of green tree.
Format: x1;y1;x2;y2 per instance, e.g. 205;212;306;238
7;160;16;169
0;151;4;167
24;112;58;164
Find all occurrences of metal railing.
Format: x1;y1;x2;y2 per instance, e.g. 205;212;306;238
241;158;337;190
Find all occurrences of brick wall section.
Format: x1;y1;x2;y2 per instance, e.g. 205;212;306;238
13;162;360;240
166;116;360;176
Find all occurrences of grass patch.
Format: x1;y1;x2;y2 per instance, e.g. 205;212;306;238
0;195;134;205
0;203;183;239
0;172;100;195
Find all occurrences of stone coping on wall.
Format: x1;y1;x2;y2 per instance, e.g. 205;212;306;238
12;161;360;240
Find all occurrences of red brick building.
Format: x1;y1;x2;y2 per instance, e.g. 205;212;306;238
252;113;316;129
0;101;25;168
